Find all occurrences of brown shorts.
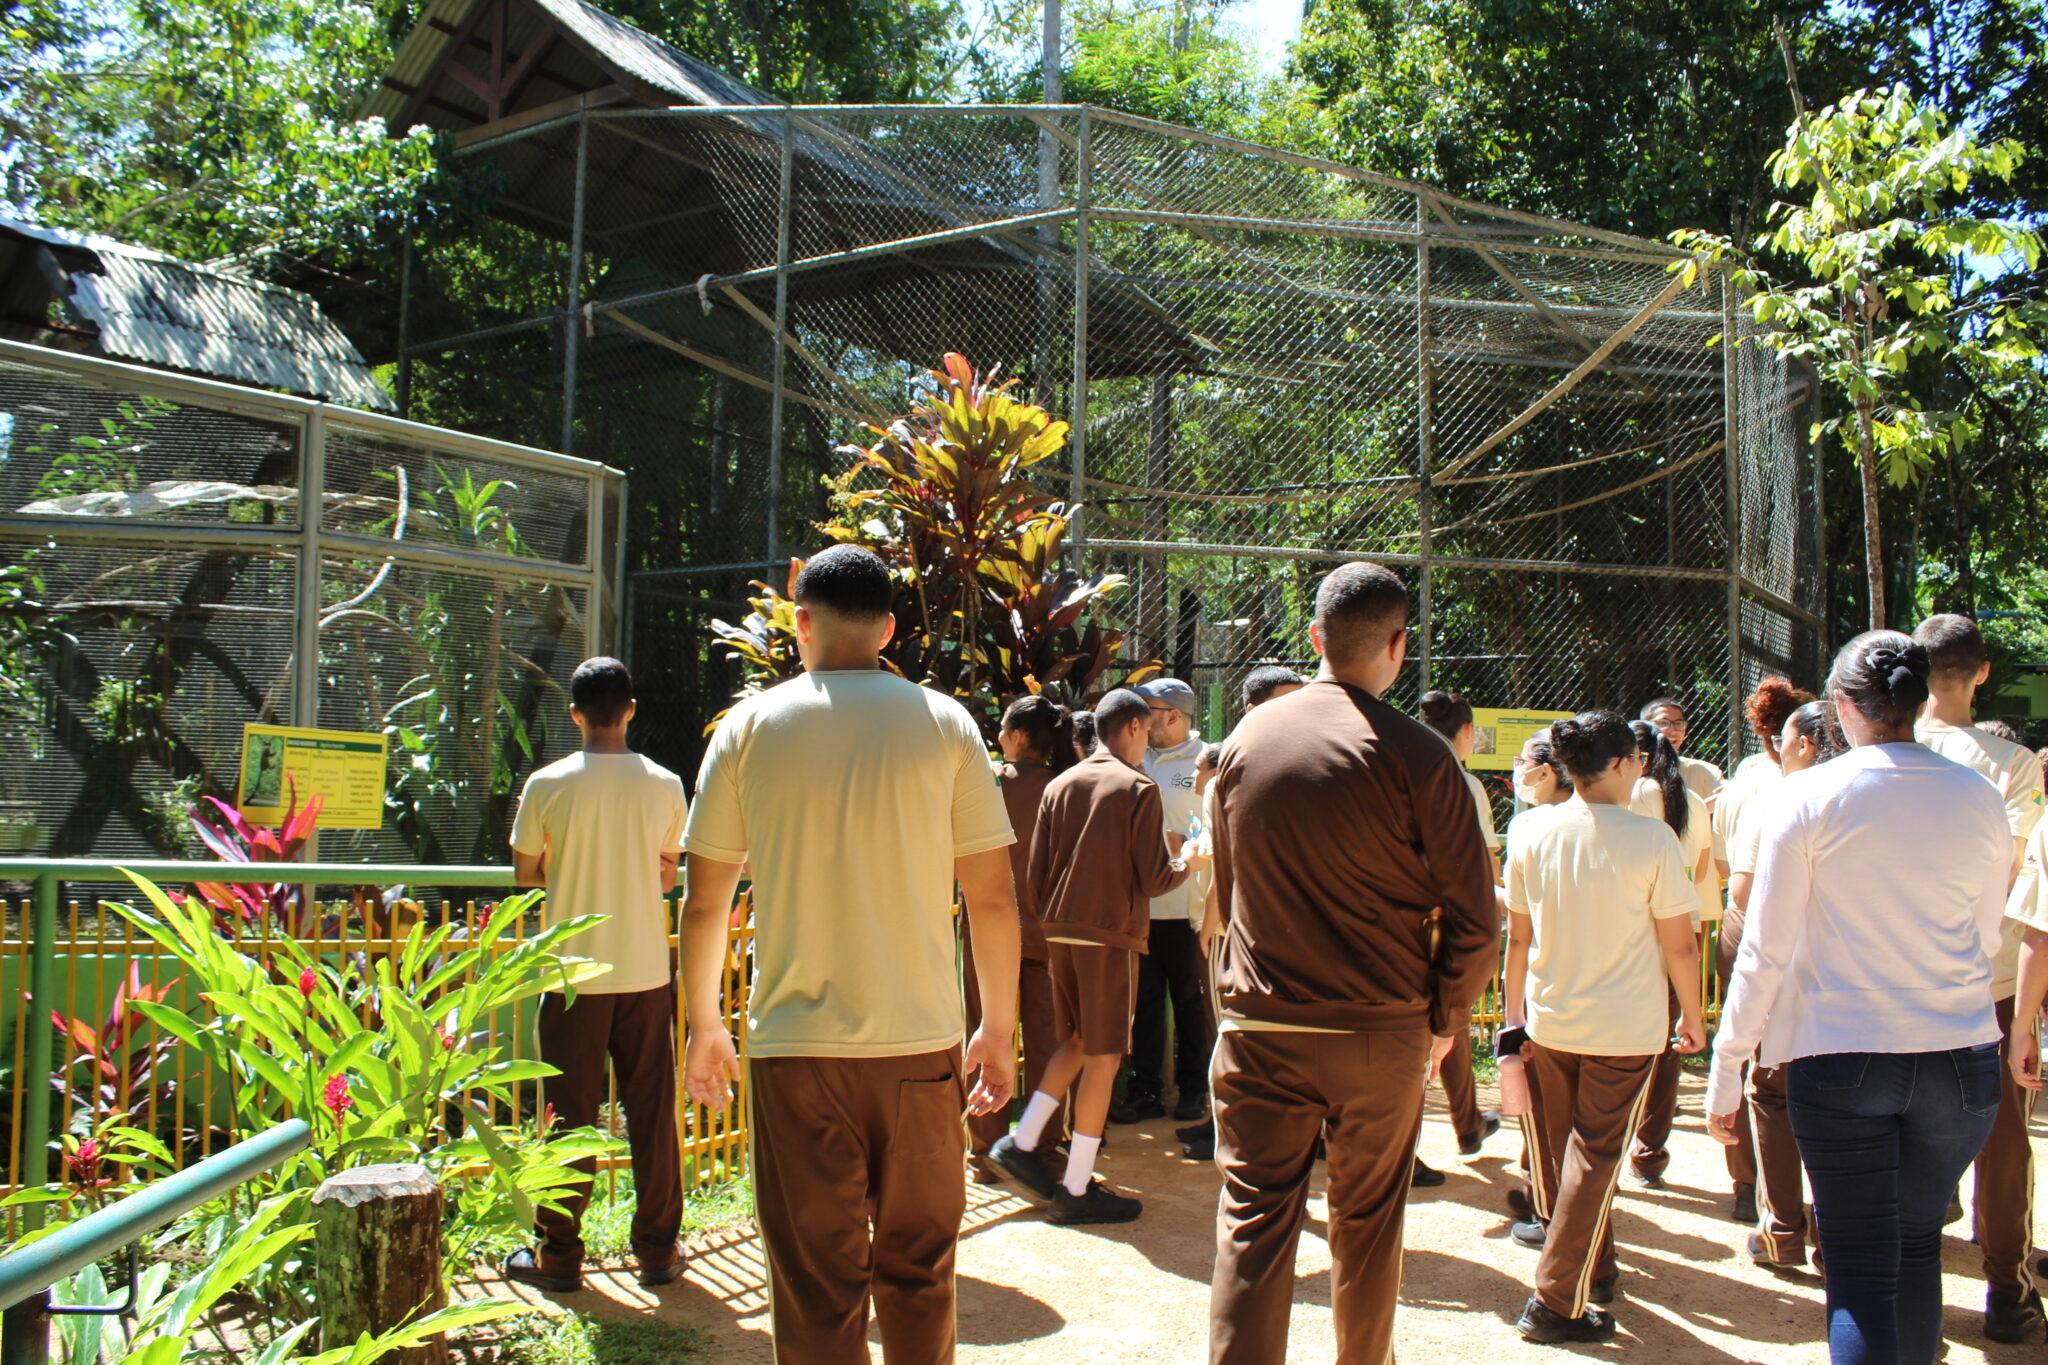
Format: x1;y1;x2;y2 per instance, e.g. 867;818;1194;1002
1048;940;1137;1057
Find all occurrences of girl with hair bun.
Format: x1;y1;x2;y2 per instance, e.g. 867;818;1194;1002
962;696;1075;1172
1707;630;2013;1364
1500;710;1706;1343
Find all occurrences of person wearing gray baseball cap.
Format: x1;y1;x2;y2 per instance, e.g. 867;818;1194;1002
1118;676;1215;1126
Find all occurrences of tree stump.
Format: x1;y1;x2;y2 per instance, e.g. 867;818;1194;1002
312;1163;447;1365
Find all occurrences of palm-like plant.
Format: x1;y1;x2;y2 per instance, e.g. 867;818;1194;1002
712;354;1147;734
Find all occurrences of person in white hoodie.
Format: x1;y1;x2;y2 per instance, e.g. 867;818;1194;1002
1114;676;1213;1124
1707;631;2011;1365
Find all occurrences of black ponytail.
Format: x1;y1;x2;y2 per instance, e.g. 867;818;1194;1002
1525;727;1574;792
1828;629;1931;730
1418;689;1474;743
1628;719;1689;840
1002;695;1078;773
1787;699;1847;763
1549;710;1635;787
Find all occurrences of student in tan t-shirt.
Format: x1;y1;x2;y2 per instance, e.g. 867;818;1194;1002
1502;709;1705;1343
1913;612;2048;1342
964;695;1077;1176
989;688;1190;1225
503;657;688;1294
678;547;1022;1365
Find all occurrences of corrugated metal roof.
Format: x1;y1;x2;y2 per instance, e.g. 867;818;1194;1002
0;215;395;411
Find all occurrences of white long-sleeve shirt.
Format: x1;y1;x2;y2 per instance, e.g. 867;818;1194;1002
1704;742;2011;1117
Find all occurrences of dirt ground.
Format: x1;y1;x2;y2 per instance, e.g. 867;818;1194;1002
483;1073;2048;1363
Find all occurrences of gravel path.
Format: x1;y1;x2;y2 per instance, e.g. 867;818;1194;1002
488;1073;2048;1363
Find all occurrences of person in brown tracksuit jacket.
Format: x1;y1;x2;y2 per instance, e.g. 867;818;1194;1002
1207;562;1498;1365
990;688;1190;1226
965;696;1077;1176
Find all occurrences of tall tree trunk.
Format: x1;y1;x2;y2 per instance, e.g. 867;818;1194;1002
1856;394;1884;631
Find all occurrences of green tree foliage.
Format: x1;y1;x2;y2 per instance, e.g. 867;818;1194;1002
0;0;441;261
1677;86;2043;631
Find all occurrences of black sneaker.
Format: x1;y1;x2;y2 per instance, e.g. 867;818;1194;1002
989;1134;1060;1200
1182;1130;1215;1161
1458;1112;1502;1156
1411;1157;1446;1188
1589;1276;1617;1305
1174;1118;1212;1145
1984;1287;2044;1344
1517;1299;1616;1343
1506;1186;1535;1222
1109;1093;1165;1124
1173;1091;1209;1122
1632;1167;1666;1191
503;1247;582;1294
1510;1220;1547;1251
1732;1183;1758;1224
1748;1231;1805;1269
1051;1180;1143;1225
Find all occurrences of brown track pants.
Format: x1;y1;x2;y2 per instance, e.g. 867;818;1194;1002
1748;1062;1809;1260
1523;1043;1657;1319
1975;994;2037;1297
1211;1027;1429;1365
1438;1027;1484;1145
749;1049;967;1365
1629;989;1681;1180
533;983;683;1267
962;929;1062;1154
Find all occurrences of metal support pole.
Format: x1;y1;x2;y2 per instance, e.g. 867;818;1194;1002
1808;367;1829;673
296;412;326;861
1722;277;1744;764
765;109;796;564
18;873;56;1229
562;114;588;456
1068;108;1090;556
0;1290;49;1365
396;237;413;419
1415;224;1434;692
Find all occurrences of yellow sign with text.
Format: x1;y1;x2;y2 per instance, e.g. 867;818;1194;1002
238;724;388;829
1466;708;1575;771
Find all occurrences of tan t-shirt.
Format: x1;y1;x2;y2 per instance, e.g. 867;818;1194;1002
1465;771;1502;852
684;670;1015;1058
1917;718;2047;999
2005;818;2048;936
1630;779;1717;925
1506;796;1697;1056
510;752;687;995
1679;754;1724;802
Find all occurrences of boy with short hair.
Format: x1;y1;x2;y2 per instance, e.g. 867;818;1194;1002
1913;612;2048;1342
504;657;688;1293
992;687;1190;1224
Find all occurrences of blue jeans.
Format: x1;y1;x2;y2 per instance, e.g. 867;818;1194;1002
1788;1044;2001;1365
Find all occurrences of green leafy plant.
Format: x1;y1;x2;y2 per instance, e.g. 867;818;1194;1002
100;871;622;1326
1674;85;2043;629
51;962;183;1141
713;353;1146;734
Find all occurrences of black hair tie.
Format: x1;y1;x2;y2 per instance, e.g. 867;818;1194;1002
1865;645;1923;697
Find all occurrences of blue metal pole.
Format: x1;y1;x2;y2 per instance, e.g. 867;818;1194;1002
19;873;55;1230
0;1120;312;1312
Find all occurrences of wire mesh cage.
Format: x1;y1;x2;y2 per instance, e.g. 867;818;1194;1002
0;341;625;867
396;102;1823;782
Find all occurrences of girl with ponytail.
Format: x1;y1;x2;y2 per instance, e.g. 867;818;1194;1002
1623;720;1716;1188
1707;631;2012;1363
1499;710;1705;1342
962;696;1074;1169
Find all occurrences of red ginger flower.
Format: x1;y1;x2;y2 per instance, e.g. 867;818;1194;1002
297;967;316;998
65;1138;102;1186
322;1073;354;1121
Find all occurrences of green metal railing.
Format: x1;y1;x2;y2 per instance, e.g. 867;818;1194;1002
0;1119;312;1365
0;860;514;1228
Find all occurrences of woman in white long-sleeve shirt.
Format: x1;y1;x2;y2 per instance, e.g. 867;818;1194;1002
1705;630;2012;1365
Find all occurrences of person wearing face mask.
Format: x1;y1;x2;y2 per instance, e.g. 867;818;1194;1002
1707;632;2011;1365
1715;699;1844;1269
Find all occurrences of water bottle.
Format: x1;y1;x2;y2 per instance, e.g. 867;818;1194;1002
1498;1050;1531;1117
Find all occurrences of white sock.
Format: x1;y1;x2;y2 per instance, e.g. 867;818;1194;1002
1063;1132;1102;1196
1013;1091;1061;1151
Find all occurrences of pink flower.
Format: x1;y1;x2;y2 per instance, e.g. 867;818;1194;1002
297;967;316;998
65;1138;101;1186
475;904;494;934
540;1103;556;1136
322;1074;354;1121
438;1028;456;1051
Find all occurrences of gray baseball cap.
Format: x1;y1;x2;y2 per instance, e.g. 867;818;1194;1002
1136;677;1197;716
